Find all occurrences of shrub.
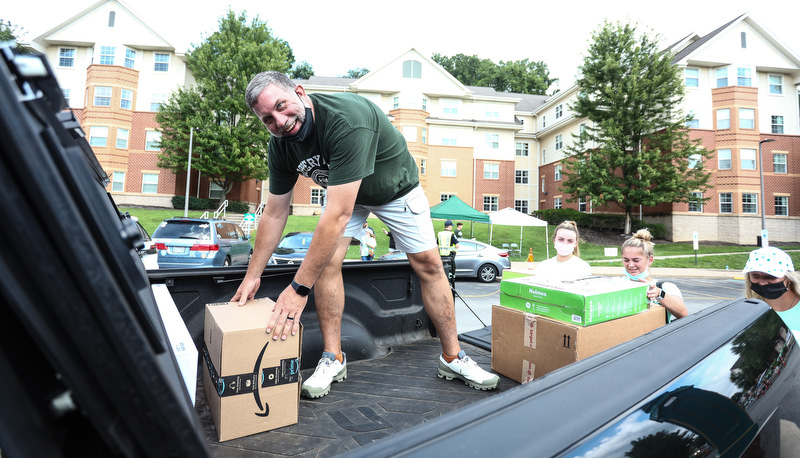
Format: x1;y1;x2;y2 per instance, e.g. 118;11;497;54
171;195;215;210
632;219;667;239
227;200;250;213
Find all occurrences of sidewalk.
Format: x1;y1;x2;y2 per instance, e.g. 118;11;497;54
508;262;744;280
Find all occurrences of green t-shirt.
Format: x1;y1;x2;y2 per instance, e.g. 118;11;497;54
267;93;419;206
776;301;800;340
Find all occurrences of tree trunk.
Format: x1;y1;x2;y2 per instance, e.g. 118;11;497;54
624;209;632;235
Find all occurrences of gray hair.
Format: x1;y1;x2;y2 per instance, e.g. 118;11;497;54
245;71;295;110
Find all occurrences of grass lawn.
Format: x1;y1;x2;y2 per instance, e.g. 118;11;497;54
122;207;798;268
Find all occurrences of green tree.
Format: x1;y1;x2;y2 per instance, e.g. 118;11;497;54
291;61;314;79
343;67;369;78
156;10;290;202
0;19;26;44
560;21;713;234
432;53;556;95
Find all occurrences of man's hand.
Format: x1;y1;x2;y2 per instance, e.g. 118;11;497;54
231;276;261;306
267;284;306;340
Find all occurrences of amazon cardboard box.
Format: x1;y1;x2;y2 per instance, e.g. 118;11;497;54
491;304;665;383
500;275;649;326
203;298;302;442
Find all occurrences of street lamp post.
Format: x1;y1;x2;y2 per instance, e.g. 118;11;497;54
184;127;201;217
758;138;775;247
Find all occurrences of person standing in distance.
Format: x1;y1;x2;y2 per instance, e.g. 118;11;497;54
533;220;591;280
455;222;464;239
232;72;498;398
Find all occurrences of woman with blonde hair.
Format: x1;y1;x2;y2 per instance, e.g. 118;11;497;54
533;220;592;279
621;229;688;320
743;247;800;338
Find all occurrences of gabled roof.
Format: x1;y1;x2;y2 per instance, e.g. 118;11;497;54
670;14;745;63
32;0;177;52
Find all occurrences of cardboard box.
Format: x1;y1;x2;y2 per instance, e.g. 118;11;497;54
491;304;666;383
500;275;649;326
152;284;198;405
203;298;302;442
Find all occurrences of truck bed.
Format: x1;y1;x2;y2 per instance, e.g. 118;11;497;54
197;337;510;456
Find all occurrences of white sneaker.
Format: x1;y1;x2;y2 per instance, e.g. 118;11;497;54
301;352;347;398
437;350;499;390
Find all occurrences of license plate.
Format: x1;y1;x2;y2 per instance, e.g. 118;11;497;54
170;246;188;254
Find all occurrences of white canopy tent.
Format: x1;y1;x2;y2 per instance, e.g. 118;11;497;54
488;208;550;258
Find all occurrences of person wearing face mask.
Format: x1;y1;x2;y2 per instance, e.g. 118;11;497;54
233;71;499;399
533;221;592;280
621;229;688;321
743;247;800;338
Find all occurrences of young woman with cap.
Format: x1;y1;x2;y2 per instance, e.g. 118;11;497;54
621;229;688;321
743;247;800;338
533;220;592;280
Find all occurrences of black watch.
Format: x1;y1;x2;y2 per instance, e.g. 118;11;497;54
291;280;311;297
656;281;666;299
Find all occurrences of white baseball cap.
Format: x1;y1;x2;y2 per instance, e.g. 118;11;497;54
742;247;794;278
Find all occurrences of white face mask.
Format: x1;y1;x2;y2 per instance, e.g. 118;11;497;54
554;242;575;257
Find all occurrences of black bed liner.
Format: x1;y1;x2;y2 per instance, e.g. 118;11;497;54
198;338;510;457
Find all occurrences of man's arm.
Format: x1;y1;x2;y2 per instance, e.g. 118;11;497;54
267;179;362;340
232;191;291;304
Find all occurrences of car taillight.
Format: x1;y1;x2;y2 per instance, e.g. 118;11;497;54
190;244;220;252
498;252;509;257
155;242;167;250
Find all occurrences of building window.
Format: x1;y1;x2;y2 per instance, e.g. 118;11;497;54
142;173;159;194
688;154;702;169
442;99;459;116
94;86;112;106
740;149;756;170
422;98;427;111
716;109;730;129
686;118;700;128
739;109;755;129
775;196;788;216
419;159;426;175
62;89;70;106
769;75;783;94
484;111;500;119
154;53;169;72
483;196;498;212
403;126;417;143
440;194;454;202
108;11;116;27
441;160;457;177
554;164;562;181
554;197;562;209
99;46;115;65
774;154;787;174
515;200;529;214
311;188;324;206
402;60;422;79
737;67;752;86
578;197;587;212
515;170;528;184
555;133;563;151
89;126;108;147
719;193;733;213
741;32;747;48
484;163;499;179
555;104;563;119
485;133;499;149
442;138;457;146
541;148;546;164
145;131;161;151
742;193;757;214
422;128;427;144
59;48;76;67
120;89;133;109
541;177;545;192
209;182;223;200
685;68;699;87
716;68;728;88
718;149;731;170
516;142;529;157
542;116;546;128
772;116;784;134
124;49;135;69
116;128;129;149
393;97;399;109
111;171;125;192
150;93;165;111
689;192;703;212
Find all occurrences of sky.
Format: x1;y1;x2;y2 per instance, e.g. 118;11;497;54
5;0;800;91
